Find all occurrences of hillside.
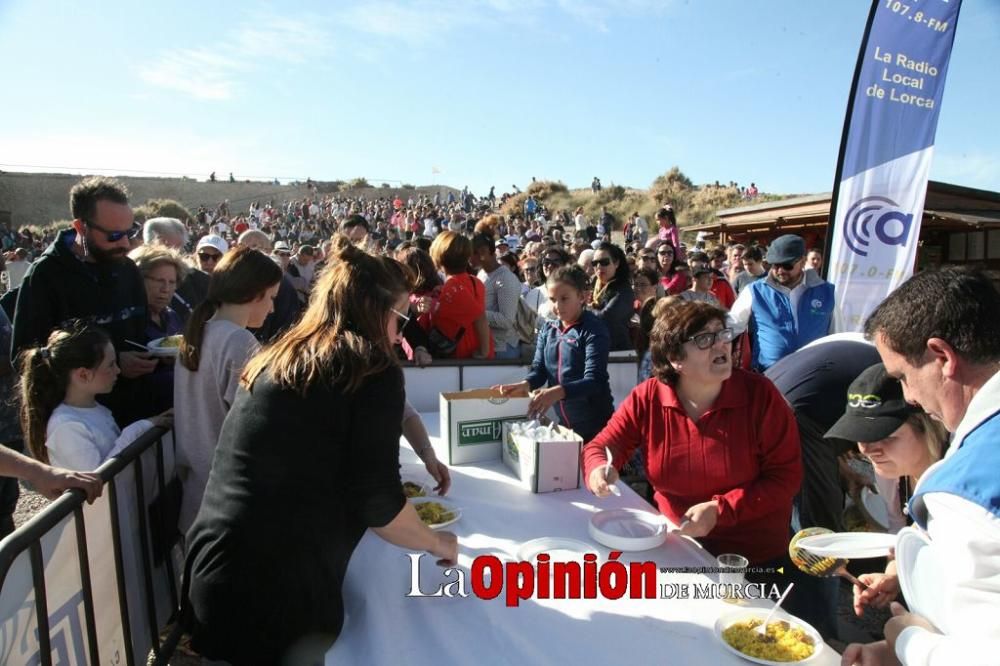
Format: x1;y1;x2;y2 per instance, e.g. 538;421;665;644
0;172;458;228
501;168;792;236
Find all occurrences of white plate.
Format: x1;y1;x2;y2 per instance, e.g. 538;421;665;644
796;531;895;559
517;537;598;566
147;336;182;357
409;497;461;530
588;508;667;551
401;479;432;499
860;487;890;530
896;527;944;628
715;609;824;665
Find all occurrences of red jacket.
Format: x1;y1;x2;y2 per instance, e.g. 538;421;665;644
583;370;801;564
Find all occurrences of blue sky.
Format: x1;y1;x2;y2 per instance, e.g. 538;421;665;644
1;0;997;197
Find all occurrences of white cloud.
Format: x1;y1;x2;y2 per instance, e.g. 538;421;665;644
137;13;332;101
136;2;672;97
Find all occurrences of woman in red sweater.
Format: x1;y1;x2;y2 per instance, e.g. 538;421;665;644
583;300;801;565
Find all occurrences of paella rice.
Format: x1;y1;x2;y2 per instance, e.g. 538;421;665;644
722;618;815;662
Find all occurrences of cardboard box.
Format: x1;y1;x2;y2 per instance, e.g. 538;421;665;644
502;422;583;493
438;389;530;465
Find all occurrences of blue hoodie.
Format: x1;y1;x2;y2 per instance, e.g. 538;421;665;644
526;310;614;441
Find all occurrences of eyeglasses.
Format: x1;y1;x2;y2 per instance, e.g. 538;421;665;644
391;307;411;329
640;255;656;262
631;281;652;290
686;327;735;350
657;249;674;256
591;258;612;268
771;261;797;271
197;251;222;263
85;220;142;243
542;259;563;267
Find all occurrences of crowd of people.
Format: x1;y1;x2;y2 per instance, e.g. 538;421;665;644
0;174;997;666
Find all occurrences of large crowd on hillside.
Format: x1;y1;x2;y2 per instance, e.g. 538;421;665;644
1;176;998;666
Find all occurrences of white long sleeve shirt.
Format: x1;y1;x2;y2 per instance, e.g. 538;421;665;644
895;370;1000;665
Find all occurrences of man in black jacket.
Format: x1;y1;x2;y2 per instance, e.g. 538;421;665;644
11;177;157;425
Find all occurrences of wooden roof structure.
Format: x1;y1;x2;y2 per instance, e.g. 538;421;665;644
684;180;1000;244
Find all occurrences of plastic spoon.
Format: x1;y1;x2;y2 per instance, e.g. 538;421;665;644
756;582;794;635
604;447;621;496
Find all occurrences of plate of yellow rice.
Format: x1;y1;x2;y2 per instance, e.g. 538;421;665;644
715;609;822;664
409;497;461;530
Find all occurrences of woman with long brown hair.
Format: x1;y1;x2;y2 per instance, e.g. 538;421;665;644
173;246;282;534
184;239;458;664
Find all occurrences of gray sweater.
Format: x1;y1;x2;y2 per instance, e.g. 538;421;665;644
174;319;260;534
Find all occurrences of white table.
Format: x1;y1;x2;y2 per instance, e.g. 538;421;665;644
327;414;840;665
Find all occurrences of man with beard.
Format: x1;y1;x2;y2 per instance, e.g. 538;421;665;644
12;177;157;425
728;234;836;371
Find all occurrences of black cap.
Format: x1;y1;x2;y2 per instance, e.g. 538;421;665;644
825;363;919;442
766;234;806;264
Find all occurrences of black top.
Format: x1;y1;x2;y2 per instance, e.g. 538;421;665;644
591;278;635;351
764;340;882;431
12;228;151;424
185;364;407;664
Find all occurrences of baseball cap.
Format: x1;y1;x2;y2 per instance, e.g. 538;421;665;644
196;234;229;254
825;363;919;443
765;234;806;265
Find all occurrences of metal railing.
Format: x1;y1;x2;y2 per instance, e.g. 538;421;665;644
0;426;180;666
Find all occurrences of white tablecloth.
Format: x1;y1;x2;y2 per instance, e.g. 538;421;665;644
326;414;840;665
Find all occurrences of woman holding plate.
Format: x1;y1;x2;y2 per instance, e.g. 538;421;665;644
184;240;458;665
128;245;187;413
823;363;947;617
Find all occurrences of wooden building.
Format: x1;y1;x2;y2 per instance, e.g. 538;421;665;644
685;180;1000;272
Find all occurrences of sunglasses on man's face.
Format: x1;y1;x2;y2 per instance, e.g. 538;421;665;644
591;258;612;268
772;261;797;271
198;252;222;263
640;255;656;262
86;220;142;243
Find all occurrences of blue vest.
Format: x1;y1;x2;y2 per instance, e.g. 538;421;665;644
750;279;834;370
908;410;1000;530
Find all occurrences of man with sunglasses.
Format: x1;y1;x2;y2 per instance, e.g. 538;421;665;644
12;176;157;425
728;234;836;371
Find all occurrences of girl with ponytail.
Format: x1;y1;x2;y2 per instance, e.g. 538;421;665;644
19;322;168;470
173;246;282;535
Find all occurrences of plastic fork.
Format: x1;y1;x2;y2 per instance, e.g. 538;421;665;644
789;544;868;589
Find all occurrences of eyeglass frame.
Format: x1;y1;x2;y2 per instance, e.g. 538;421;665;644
591;257;612;268
685;327;735;350
391;307;411;329
84;218;142;243
197;251;223;262
771;260;799;271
